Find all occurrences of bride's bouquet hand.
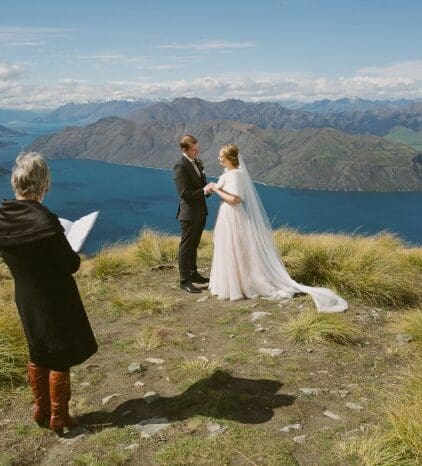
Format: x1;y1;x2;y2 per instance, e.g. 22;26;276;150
208;182;218;192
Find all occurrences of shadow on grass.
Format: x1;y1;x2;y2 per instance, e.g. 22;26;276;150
78;370;295;431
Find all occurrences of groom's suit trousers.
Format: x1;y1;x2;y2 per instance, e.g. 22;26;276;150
178;217;206;281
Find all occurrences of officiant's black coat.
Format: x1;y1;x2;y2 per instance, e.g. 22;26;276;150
0;200;97;370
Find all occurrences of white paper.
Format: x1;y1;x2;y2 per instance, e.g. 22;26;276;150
59;211;99;253
60;218;73;236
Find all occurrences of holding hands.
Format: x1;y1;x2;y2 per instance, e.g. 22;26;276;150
204;182;218;195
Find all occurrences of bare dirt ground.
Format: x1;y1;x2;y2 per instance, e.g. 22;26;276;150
0;260;410;466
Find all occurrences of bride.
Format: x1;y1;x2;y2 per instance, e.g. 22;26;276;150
208;144;348;313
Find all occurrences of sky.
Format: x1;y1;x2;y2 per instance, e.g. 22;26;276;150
1;0;422;109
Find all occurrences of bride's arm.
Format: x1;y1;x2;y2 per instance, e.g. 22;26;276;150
209;183;241;206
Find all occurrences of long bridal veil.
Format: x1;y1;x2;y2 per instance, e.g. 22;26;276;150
237;155;348;313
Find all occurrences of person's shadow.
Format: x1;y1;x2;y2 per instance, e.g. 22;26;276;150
78;370;295;431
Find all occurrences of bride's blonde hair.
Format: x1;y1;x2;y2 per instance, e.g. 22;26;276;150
220;144;240;168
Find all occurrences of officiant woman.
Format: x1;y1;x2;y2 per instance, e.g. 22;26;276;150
0;152;97;435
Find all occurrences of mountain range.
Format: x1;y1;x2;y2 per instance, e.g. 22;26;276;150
6;97;421;136
0;125;25;137
123;97;422;137
27;116;422;191
385;126;422;152
33;99;152;125
281;97;422;113
0;109;40;125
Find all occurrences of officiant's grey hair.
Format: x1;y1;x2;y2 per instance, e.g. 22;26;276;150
12;152;51;198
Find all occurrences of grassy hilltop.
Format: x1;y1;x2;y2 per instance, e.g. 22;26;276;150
0;229;421;465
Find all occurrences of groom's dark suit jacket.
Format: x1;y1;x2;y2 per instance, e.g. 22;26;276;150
173;156;208;221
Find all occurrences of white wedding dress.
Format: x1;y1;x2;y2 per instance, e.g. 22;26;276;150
209;158;348;313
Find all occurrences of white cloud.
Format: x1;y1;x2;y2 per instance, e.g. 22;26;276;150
0;63;26;80
136;64;178;71
155;40;256;50
8;41;46;47
74;53;178;70
77;54;128;63
1;60;422;109
357;60;422;80
57;78;89;84
0;27;71;47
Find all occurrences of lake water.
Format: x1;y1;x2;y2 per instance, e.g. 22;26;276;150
1;124;421;254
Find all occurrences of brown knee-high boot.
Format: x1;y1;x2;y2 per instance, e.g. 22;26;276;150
27;362;51;427
49;370;77;435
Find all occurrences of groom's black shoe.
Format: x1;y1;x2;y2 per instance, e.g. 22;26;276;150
190;271;209;284
180;281;202;293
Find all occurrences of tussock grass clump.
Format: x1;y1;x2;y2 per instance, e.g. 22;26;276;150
386;364;422;459
91;246;132;280
136;229;179;267
0;269;28;389
135;326;164;351
281;310;359;345
338;432;414;466
405;248;422;273
389;309;422;343
197;230;214;261
106;291;180;320
274;228;306;258
126;291;179;315
338;359;422;465
89;228;421;308
280;231;421;309
172;359;218;387
0;304;27;388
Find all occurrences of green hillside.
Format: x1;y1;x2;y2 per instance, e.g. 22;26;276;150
385;126;422;151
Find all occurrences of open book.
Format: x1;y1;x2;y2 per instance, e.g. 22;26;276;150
59;211;99;253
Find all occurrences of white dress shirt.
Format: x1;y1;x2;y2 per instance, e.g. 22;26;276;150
182;152;208;195
183;152;202;178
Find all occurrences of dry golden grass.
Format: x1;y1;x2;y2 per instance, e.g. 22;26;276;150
386;362;422;459
0;303;27;388
90;245;134;280
92;229;422;309
135;325;164;351
279;231;421;308
281;310;359;345
404;247;422;273
337;358;422;465
197;230;214;261
171;359;219;387
0;277;27;388
105;290;180;321
338;431;414;466
136;229;179;267
389;309;422;344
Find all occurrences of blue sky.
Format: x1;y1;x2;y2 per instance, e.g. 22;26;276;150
1;0;422;108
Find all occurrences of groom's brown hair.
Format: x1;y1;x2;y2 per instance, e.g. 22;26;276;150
179;135;197;151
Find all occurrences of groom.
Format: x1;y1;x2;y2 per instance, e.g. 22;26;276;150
173;135;212;293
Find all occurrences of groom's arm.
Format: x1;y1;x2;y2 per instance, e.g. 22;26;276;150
174;164;206;200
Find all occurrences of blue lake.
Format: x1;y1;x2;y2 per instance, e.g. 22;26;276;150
1;124;421;254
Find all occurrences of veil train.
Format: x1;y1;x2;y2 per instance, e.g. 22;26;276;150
236;154;348;313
